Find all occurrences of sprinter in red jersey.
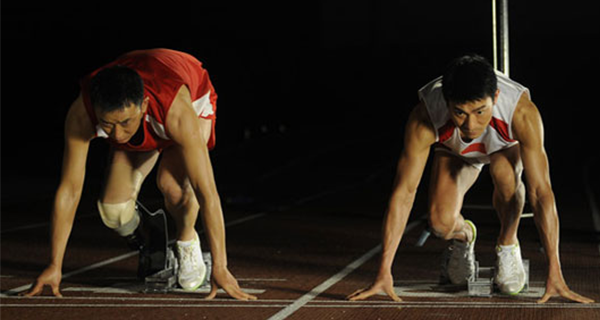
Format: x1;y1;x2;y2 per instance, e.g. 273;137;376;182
23;49;256;300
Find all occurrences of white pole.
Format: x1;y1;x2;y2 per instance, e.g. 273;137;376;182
493;0;509;76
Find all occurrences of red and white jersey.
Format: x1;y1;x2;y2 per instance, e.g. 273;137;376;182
80;49;217;152
419;71;529;164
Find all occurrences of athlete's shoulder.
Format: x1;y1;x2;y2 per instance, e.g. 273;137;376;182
405;102;436;147
65;93;96;141
511;91;543;143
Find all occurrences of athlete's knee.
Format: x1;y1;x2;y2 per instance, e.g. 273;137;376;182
494;178;525;209
157;174;197;210
156;170;183;204
428;208;457;240
97;199;140;237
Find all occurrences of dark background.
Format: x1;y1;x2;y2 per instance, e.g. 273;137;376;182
2;0;599;201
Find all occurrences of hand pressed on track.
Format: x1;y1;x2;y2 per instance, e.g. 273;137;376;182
347;272;401;302
205;266;257;301
21;264;63;298
537;273;594;304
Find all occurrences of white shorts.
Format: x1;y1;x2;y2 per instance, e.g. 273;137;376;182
434;146;489;171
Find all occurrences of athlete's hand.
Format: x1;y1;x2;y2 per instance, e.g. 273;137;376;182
21;264;63;297
537;273;594;304
205;266;257;301
347;271;401;302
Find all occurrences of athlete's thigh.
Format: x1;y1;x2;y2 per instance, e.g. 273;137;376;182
156;117;213;196
102;149;160;203
428;151;481;214
489;145;523;196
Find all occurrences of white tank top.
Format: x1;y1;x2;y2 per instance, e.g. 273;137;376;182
418;71;529;164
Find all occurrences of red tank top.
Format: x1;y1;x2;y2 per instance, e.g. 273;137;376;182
80;49;217;151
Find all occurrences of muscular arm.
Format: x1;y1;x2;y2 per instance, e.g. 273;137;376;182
51;95;94;267
166;86;255;300
380;102;435;272
512;92;593;303
165;87;226;268
349;102;435;301
25;94;94;296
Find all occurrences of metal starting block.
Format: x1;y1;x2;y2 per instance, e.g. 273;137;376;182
135;201;213;293
144;251;212;293
468;259;529;296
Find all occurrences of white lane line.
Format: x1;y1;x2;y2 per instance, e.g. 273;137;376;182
1;295;294;303
0;252;138;297
2;302;598;309
1;213;266;297
62;286;266;295
0;303;288;308
0;214;95;235
266;245;382;320
303;304;600;309
267;219;424;320
3;295;598;309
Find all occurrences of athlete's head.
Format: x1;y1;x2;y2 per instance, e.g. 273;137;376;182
90;66;148;144
442;55;499;140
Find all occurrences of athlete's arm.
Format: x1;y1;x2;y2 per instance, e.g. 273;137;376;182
23;94;95;297
348;101;436;302
512;92;593;304
166;86;256;301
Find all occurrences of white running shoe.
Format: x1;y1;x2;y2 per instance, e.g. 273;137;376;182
495;242;526;295
441;220;477;285
176;232;208;291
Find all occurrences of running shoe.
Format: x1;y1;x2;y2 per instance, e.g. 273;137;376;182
440;220;477;285
495;242;526;295
176;232;208;291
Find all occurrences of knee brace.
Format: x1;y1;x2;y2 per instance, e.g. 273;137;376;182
97;199;140;237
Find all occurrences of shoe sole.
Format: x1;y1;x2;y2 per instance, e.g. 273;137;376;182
497;283;525;296
508;284;525;295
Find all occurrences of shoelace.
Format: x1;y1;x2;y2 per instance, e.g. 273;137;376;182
497;248;518;277
179;245;199;273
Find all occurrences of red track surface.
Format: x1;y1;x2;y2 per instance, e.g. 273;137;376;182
2;132;599;319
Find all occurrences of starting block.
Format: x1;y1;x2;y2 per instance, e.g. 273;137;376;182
144;251;212;293
468;259;529;296
136;201;212;293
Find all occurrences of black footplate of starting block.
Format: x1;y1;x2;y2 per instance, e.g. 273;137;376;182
468;259;529;296
144;247;178;293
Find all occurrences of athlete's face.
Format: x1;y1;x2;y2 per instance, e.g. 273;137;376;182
96;98;148;144
447;90;499;141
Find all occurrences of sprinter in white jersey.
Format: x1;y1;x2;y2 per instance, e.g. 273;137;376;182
348;55;593;303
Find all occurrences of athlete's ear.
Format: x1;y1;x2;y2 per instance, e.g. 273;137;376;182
493;89;500;105
141;96;149;113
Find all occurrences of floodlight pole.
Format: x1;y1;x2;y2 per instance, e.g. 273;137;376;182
492;0;509;76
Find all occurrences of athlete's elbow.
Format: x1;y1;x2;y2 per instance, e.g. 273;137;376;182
54;183;82;214
389;187;417;210
197;191;221;211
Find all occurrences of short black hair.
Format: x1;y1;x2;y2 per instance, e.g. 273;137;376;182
90;65;144;113
442;54;497;105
